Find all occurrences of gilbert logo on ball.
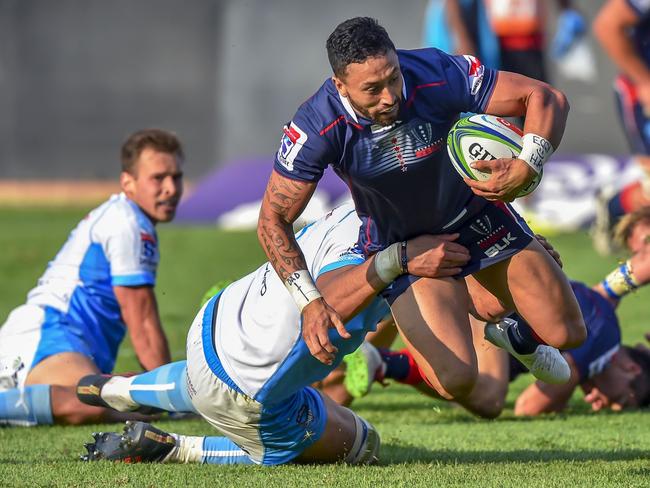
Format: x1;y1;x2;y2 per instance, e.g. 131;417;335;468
447;114;541;197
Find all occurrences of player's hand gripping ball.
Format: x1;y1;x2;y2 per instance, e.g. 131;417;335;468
447;114;541;197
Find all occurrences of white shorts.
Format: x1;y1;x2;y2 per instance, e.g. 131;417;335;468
185;294;327;465
0;304;46;390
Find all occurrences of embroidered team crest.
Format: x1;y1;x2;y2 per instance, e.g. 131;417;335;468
277;121;308;171
463;55;485;96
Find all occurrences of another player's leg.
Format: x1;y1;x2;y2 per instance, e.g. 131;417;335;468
390;276;478;402
77;361;195;414
474;238;586;351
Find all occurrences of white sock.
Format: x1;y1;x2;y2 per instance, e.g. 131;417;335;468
101;376;138;412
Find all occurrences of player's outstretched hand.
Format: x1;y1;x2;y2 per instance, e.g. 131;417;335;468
302;297;349;365
464;158;536;202
406;233;470;278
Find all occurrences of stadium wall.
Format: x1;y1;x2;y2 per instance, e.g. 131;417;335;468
0;0;627;182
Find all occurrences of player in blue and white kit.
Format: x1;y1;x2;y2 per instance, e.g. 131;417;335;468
76;203;468;465
257;17;585;410
0;129;183;426
593;0;650;254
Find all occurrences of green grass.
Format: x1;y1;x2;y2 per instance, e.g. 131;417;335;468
0;207;649;487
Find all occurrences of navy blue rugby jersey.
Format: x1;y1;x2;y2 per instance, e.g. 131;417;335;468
509;281;621;383
626;0;650;66
273;48;498;254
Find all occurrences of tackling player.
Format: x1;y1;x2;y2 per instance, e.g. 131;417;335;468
592;0;650;254
256;17;585;410
0;129;182;426
75;203;533;465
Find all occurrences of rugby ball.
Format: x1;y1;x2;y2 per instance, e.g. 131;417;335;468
446;114;541;197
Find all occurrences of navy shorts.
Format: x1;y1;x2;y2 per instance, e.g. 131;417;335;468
614;75;650;155
381;201;534;304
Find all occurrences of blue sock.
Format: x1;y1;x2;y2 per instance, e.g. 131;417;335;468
0;384;53;426
378;349;410;381
130;361;196;413
200;437;254;465
607;192;626;224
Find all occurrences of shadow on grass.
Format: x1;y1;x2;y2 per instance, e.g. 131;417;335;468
380;444;650;465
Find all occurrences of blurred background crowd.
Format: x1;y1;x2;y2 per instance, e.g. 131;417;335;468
0;0;638;235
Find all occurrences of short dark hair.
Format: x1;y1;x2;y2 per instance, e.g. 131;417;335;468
622;345;650;407
120;128;184;175
326;17;396;78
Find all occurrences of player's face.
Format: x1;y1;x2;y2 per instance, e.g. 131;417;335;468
333;50;403;126
626;221;650;254
120;148;184;224
582;349;642;411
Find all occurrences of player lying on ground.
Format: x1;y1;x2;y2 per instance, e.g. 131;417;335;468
256;17;586;412
343;209;650;415
0;129;182;426
75;203;569;465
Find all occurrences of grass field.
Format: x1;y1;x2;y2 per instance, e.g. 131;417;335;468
0;206;649;487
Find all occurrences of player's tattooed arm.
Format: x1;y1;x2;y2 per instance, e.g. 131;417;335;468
257;170;316;280
258;170;347;365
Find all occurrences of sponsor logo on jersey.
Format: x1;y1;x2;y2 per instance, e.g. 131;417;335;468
277;121;308;171
472;218;517;257
140;232;158;265
463;55;485;96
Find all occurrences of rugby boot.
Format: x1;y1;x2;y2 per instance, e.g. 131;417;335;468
485;319;571;384
81;421;175;463
343;342;386;398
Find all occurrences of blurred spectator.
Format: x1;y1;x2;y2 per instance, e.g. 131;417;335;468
592;0;650;255
423;0;586;82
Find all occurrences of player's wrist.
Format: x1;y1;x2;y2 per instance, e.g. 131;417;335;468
518;133;553;175
284;270;322;312
374;242;407;284
600;260;640;300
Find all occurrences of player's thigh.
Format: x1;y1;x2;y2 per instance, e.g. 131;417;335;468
473;239;585;348
390;276;477;398
25;352;100;387
465;275;509;321
297;393;378;465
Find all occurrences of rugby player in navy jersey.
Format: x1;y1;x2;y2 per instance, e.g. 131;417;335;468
257;17;585;409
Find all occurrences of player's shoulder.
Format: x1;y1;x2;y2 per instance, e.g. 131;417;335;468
293;79;360;137
398;47;463;78
92;193;154;237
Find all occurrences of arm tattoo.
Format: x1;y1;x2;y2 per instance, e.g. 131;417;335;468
257;174;314;281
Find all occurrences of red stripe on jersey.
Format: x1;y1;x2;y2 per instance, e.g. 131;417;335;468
405;81;447;108
319;115;363;136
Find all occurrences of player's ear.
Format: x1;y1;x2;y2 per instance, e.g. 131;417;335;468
332;76;348;97
120;171;135;195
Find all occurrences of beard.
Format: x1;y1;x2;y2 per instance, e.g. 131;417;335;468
349;97;401;126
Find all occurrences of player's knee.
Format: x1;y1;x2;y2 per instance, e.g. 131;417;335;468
344;415;380;465
471;386;506;419
556;317;587;350
436;364;478;400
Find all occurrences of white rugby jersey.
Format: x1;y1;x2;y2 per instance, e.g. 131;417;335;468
24;193;159;365
211;202;389;404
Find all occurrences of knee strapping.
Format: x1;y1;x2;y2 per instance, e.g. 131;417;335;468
345;414;380;465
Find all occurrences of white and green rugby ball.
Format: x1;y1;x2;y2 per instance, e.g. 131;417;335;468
447;114;541;197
